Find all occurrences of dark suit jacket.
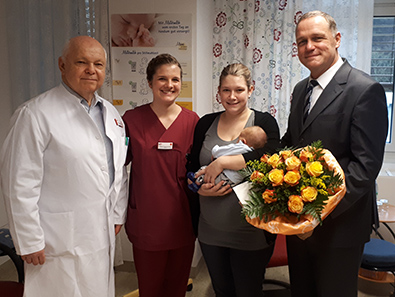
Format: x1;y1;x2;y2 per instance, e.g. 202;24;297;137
281;59;388;248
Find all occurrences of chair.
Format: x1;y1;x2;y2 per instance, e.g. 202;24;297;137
359;237;395;296
0;228;24;297
263;234;291;296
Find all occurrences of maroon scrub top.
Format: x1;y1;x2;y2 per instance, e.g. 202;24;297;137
123;104;199;251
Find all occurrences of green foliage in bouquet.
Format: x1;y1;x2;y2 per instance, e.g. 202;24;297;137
239;141;343;224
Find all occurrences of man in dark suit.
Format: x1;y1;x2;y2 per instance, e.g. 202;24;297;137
281;11;388;297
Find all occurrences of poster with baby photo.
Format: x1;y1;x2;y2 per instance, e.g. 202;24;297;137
110;13;192;115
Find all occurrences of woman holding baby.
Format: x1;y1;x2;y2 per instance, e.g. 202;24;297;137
187;63;280;297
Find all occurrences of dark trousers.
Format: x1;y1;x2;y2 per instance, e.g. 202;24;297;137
133;243;194;297
286;235;364;297
199;241;274;297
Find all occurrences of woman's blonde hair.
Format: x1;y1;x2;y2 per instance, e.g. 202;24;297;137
219;63;252;89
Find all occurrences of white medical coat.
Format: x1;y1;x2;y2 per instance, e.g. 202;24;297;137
0;84;128;297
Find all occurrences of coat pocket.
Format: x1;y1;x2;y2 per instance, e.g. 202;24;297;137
40;211;74;256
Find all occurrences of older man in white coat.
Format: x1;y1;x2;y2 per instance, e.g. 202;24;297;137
0;36;128;297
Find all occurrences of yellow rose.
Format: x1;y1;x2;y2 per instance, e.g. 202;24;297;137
250;170;265;183
300;150;313;162
262;189;277;204
268;168;284;186
306;161;324;177
288;195;304;214
267;153;282;168
301;186;318;202
285;155;301;171
279;150;293;161
284;170;301;186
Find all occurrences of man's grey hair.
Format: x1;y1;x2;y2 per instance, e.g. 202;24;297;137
296;10;338;37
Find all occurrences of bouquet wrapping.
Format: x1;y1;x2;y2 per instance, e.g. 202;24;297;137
238;141;346;235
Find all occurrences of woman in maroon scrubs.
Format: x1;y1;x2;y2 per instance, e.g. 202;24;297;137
123;54;199;297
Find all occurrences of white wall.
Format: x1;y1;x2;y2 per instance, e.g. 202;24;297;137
374;0;395;16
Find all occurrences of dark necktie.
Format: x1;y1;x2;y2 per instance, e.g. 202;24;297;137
303;80;318;123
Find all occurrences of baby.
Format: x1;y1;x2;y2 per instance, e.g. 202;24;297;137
111;14;156;47
188;126;267;192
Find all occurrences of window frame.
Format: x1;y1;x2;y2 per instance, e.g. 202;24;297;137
374;0;395;154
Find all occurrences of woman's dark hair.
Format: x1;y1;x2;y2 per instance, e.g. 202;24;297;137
146;53;182;82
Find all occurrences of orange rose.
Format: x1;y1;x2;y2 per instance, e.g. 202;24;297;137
267;153;282;168
306;161;324;177
262;189;277;204
260;154;269;163
284;170;301;186
299;150;313;162
268;168;284;186
279;150;293;161
301;186;318;202
288;195;304;214
285;155;301;171
250;170;265;183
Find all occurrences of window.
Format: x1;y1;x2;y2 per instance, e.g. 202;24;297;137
371;16;395;149
85;0;96;35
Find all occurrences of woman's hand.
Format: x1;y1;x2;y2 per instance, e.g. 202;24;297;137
197;155;246;184
197;181;232;196
115;224;123;235
201;159;223;184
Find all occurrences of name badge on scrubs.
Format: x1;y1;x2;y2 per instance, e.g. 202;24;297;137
158;142;173;150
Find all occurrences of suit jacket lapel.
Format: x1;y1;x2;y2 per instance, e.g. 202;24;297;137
301;60;351;133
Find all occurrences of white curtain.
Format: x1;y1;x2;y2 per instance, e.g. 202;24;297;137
212;0;374;136
4;0;111;111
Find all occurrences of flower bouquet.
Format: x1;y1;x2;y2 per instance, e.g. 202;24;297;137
238;141;346;235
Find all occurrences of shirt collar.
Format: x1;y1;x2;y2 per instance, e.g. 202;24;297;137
61;81;103;107
311;57;344;89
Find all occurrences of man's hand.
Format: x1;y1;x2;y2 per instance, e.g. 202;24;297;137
297;230;314;240
21;249;46;265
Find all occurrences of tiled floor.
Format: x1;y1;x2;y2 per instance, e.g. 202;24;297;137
114;260;394;297
1;257;394;296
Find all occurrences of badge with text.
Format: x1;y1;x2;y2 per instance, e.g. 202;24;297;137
158;142;173;150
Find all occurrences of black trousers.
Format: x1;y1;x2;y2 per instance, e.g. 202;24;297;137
199;241;274;297
286;235;364;297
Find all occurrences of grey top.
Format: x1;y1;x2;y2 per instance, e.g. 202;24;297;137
198;113;270;250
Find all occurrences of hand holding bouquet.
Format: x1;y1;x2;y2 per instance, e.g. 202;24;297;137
239;141;346;235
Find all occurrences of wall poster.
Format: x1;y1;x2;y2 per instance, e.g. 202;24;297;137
110;13;192;115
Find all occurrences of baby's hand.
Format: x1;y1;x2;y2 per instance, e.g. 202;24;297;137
133;24;155;47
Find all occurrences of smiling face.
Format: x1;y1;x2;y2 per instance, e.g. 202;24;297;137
218;74;254;115
296;15;341;79
149;64;181;105
58;36;106;104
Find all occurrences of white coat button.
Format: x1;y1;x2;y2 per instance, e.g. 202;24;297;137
96;135;100;140
101;166;106;171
